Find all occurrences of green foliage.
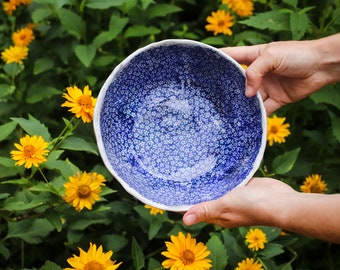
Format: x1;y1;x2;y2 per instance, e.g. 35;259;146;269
0;0;339;269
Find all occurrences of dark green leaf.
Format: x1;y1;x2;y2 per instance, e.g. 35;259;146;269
258;243;285;259
0;84;15;99
101;234;129;252
33;57;55;75
40;260;63;270
290;12;309;40
0;241;10;260
26;85;60;104
147;4;182;19
124;25;161;38
6;219;54;244
141;0;155;9
3;63;24;77
310;84;340;109
282;0;297;8
85;0;128;9
75;44;97;67
60;136;98;155
57;8;85;39
273;148;300;175
132;237;145;270
31;7;53;22
206;234;228;270
330;113;340;142
240;10;290;31
0;121;17;141
45;209;63;232
11;115;51;141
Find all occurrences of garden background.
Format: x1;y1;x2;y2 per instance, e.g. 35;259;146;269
0;0;340;269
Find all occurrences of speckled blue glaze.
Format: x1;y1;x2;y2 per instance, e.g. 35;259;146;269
94;39;266;211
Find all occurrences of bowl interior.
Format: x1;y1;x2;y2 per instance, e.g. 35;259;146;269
94;40;266;211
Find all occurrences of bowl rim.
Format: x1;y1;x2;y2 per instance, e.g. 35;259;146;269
93;39;267;212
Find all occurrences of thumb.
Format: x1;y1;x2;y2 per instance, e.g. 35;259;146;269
182;200;220;226
245;54;275;97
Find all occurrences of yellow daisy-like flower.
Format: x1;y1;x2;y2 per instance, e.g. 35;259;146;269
222;0;254;17
245;228;268;251
267;115;291;146
3;1;17;15
144;204;165;215
10;135;49;169
1;45;28;64
161;232;212;270
300;174;327;194
65;242;122;270
62;85;97;123
235;258;263;270
205;9;234;36
12;27;35;47
64;172;106;211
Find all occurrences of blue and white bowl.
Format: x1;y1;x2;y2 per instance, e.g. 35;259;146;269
94;39;267;212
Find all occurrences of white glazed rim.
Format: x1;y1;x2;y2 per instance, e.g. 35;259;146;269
93;39;267;212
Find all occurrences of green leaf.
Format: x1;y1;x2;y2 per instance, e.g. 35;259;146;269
26;84;60;104
11;114;51;141
75;44;97;67
57;8;85;39
201;36;226;46
1;178;30;186
258;243;285;259
39;260;63;270
272;148;300;175
101;234;129;253
60;136;98;155
132;237;145;270
330;113;340;142
240;10;290;31
3;63;24;77
0;241;10;260
6;219;54;244
141;0;155;9
124;25;161;38
310;84;340;109
147;4;182;19
31;7;53;22
0;84;15;99
45;159;79;178
282;0;297;8
85;0;129;9
206;234;228;270
0;121;17;141
290;12;309;40
33;57;55;75
45;209;63;232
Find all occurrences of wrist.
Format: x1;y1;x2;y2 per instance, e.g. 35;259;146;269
314;34;340;85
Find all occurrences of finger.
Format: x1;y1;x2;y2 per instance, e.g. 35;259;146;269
263;98;282;115
182;200;220;226
220;45;263;65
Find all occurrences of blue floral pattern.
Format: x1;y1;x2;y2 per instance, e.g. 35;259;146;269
94;40;266;211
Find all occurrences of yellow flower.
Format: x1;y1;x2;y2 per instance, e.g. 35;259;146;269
235;258;263;270
65;242;122;270
62;85;97;123
205;10;234;36
10;135;49;169
245;228;268;251
144;204;165;215
3;1;17;15
12;27;35;47
300;174;327;193
222;0;254;17
64;172;106;211
1;45;28;64
267;115;290;146
162;232;212;270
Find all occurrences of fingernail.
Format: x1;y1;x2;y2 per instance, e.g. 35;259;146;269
245;85;253;96
184;213;197;225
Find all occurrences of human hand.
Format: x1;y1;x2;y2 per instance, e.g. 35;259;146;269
221;34;340;115
182;177;295;228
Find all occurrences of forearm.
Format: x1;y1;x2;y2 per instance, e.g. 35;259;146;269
268;193;340;243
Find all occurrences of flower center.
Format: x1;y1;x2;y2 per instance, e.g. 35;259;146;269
77;184;92;198
84;261;105;270
218;20;226;27
78;95;92;109
181;249;195;265
270;125;278;134
23;145;35;158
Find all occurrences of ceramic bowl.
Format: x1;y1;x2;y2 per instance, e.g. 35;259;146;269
94;39;267;212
